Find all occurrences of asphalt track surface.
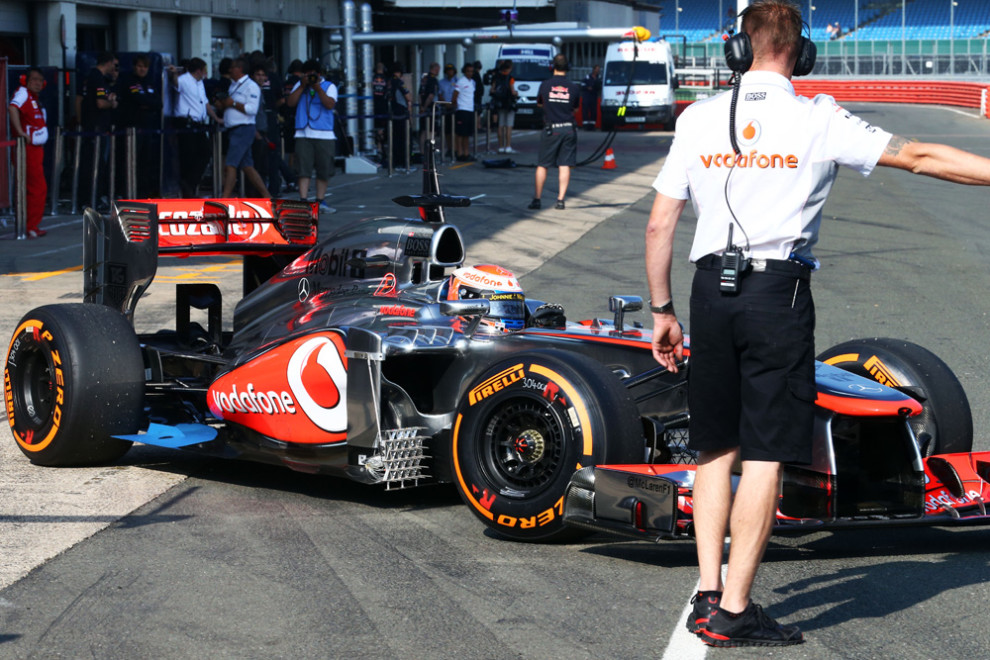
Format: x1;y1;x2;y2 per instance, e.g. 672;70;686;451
3;104;990;659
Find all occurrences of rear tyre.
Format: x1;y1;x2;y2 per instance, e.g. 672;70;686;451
817;338;972;455
5;304;145;466
452;350;643;542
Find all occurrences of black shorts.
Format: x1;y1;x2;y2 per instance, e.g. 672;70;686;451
537;126;577;168
454;110;474;137
687;262;816;464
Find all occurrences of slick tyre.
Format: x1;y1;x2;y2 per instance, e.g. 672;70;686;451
818;338;972;455
5;304;145;466
452;350;642;542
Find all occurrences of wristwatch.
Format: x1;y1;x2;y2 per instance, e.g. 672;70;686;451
649;299;675;315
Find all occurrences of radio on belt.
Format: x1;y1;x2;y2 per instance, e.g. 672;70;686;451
719;224;750;294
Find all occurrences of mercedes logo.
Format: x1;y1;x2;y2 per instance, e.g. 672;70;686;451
298;277;311;302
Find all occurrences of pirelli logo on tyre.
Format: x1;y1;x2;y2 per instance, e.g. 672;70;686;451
864;355;902;388
468;364;524;405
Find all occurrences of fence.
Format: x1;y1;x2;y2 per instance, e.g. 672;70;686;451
678;38;990;77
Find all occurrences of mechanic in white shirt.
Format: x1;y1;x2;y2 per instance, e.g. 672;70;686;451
451;63;476;161
172;57;220;197
646;0;990;649
216;57;270;198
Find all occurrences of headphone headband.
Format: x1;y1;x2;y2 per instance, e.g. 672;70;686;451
723;9;816;76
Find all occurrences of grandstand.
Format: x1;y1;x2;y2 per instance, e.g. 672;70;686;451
659;1;990;43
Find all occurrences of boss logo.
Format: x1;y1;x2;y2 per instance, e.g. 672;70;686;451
405;236;431;257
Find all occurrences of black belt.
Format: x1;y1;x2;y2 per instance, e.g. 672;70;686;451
695;254;811;280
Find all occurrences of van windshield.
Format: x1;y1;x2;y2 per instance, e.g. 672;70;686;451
604;61;668;86
510;61;552;81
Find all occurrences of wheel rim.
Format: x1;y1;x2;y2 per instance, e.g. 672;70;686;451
480;396;566;497
15;343;55;431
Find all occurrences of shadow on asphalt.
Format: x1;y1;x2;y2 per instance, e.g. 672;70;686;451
771;547;990;631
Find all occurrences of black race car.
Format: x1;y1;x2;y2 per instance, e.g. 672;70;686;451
6;143;990;544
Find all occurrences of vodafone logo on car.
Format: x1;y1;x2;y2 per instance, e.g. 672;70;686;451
286;335;347;434
207;332;348;443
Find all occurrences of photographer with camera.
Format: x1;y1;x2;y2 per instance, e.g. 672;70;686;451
215;57;270;198
286;59;337;213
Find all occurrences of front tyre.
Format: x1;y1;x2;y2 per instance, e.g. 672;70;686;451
817;338;972;455
452;350;642;542
5;304;145;466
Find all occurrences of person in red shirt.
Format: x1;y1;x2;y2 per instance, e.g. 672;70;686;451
9;67;49;238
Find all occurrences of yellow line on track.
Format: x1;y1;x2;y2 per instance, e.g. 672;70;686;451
2;265;84;282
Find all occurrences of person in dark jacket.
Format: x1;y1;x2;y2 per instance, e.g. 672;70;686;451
118;54;163;196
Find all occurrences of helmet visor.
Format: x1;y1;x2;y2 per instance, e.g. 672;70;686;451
484;292;525;324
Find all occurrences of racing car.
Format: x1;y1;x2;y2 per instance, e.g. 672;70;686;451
5;140;990;545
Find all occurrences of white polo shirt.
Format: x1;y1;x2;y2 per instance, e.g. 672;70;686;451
175;71;209;123
654;70;892;265
223;75;261;128
453;75;475;112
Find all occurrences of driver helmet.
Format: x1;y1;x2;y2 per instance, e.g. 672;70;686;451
446;264;525;333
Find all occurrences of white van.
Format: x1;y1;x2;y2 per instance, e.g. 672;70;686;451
600;39;678;131
494;43;555;126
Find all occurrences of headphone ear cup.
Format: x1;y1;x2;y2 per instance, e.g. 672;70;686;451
19;74;26;86
724;32;753;73
792;37;817;76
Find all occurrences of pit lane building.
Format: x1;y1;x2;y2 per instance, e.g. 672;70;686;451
3;1;662;74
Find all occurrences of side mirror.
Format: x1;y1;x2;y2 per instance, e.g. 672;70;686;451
441;299;491;338
609;295;642;331
440;300;490;317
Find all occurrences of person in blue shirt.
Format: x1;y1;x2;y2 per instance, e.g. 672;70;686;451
286;59;338;213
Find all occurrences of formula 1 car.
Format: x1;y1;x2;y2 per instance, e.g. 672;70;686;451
6;146;990;545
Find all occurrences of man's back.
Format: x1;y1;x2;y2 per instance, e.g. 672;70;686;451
660;71;891;262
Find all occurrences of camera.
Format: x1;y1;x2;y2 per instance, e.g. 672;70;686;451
306;73;320;85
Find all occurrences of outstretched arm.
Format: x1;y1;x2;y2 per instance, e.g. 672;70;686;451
878;135;990;185
645;192;687;372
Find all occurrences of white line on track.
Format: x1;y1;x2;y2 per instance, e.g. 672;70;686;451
662;578;709;660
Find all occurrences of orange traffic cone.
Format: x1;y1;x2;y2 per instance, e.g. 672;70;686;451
602;148;617;170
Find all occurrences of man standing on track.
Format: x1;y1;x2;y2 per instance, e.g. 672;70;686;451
646;0;990;648
527;54;580;210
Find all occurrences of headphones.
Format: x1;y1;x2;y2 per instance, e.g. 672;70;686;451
724;7;817;76
19;72;47;89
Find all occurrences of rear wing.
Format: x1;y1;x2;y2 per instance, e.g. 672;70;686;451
147;198;317;256
83;199;318;322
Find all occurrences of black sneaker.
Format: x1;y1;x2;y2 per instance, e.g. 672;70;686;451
527;198;541;210
554;199;565;210
685;590;721;635
701;601;803;647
